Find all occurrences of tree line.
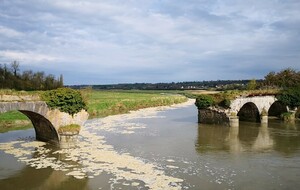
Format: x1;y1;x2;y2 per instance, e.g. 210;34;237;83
263;68;300;88
0;61;63;90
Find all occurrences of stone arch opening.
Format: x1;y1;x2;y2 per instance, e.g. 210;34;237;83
237;102;260;122
19;110;59;144
268;101;288;118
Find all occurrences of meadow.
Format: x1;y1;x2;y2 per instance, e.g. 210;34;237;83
83;90;188;118
0;90;188;132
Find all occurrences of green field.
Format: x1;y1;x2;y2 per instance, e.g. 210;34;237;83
0;90;188;132
84;90;188;118
0;111;32;133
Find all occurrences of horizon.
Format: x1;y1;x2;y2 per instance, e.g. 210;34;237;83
1;0;300;85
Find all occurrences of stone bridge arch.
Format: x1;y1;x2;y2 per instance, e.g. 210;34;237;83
0;100;89;146
197;95;291;126
230;96;277;116
0;101;59;144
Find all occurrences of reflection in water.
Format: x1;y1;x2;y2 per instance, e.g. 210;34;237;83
226;126;243;154
0;144;89;190
1;103;300;190
252;124;273;151
196;123;276;154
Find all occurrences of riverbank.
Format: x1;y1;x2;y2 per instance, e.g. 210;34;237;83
0;111;32;133
82;90;188;118
0;98;196;189
0;90;188;132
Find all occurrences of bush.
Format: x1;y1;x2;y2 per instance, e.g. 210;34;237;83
280;112;294;122
277;87;300;109
195;95;214;109
218;98;231;109
41;88;87;115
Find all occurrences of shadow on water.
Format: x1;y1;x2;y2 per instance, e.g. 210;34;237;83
195;120;300;156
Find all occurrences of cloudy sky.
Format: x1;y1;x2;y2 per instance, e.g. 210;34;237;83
0;0;300;85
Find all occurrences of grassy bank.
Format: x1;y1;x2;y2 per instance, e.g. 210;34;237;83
0;90;188;132
83;90;188;118
0;111;32;133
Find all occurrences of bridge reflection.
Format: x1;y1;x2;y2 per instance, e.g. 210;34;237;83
195;121;300;155
0;148;90;190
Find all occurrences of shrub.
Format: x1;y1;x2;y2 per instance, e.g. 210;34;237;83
280;112;294;122
195;95;214;109
218;98;231;109
41;88;87;115
277;87;300;109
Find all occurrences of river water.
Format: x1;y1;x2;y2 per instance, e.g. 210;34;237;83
0;100;300;190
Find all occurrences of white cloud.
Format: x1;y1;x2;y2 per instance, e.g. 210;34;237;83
0;26;23;37
0;50;59;63
0;0;299;84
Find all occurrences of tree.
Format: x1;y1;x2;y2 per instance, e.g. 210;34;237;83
247;79;257;90
264;68;300;88
10;60;20;77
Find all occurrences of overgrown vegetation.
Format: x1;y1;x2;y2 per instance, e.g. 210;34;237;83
194;68;300;120
58;124;81;134
277;87;300;109
195;95;214;109
280;112;295;122
41;88;87;115
0;61;63;90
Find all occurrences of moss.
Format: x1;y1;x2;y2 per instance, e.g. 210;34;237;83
58;124;81;134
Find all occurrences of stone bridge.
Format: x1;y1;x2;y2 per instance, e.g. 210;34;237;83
198;95;291;126
0;95;88;147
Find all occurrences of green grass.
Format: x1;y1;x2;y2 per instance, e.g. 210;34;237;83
0;111;32;133
83;90;188;118
0;89;188;132
0;111;29;121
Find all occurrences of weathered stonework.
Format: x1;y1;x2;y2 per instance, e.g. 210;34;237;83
198;109;229;125
59;131;79;149
0;96;89;146
197;95;291;126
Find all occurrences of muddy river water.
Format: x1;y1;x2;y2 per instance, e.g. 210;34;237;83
1;99;300;190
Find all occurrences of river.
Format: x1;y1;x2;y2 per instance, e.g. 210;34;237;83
0;99;300;190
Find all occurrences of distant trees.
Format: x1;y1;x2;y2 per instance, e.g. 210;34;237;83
264;68;300;88
0;61;63;90
247;79;257;90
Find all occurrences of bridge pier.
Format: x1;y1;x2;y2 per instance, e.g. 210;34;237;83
229;116;239;127
59;132;79;149
261;115;268;124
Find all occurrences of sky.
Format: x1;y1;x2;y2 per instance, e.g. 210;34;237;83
0;0;300;85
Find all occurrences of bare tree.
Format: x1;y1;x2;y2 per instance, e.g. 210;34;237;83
11;60;20;77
